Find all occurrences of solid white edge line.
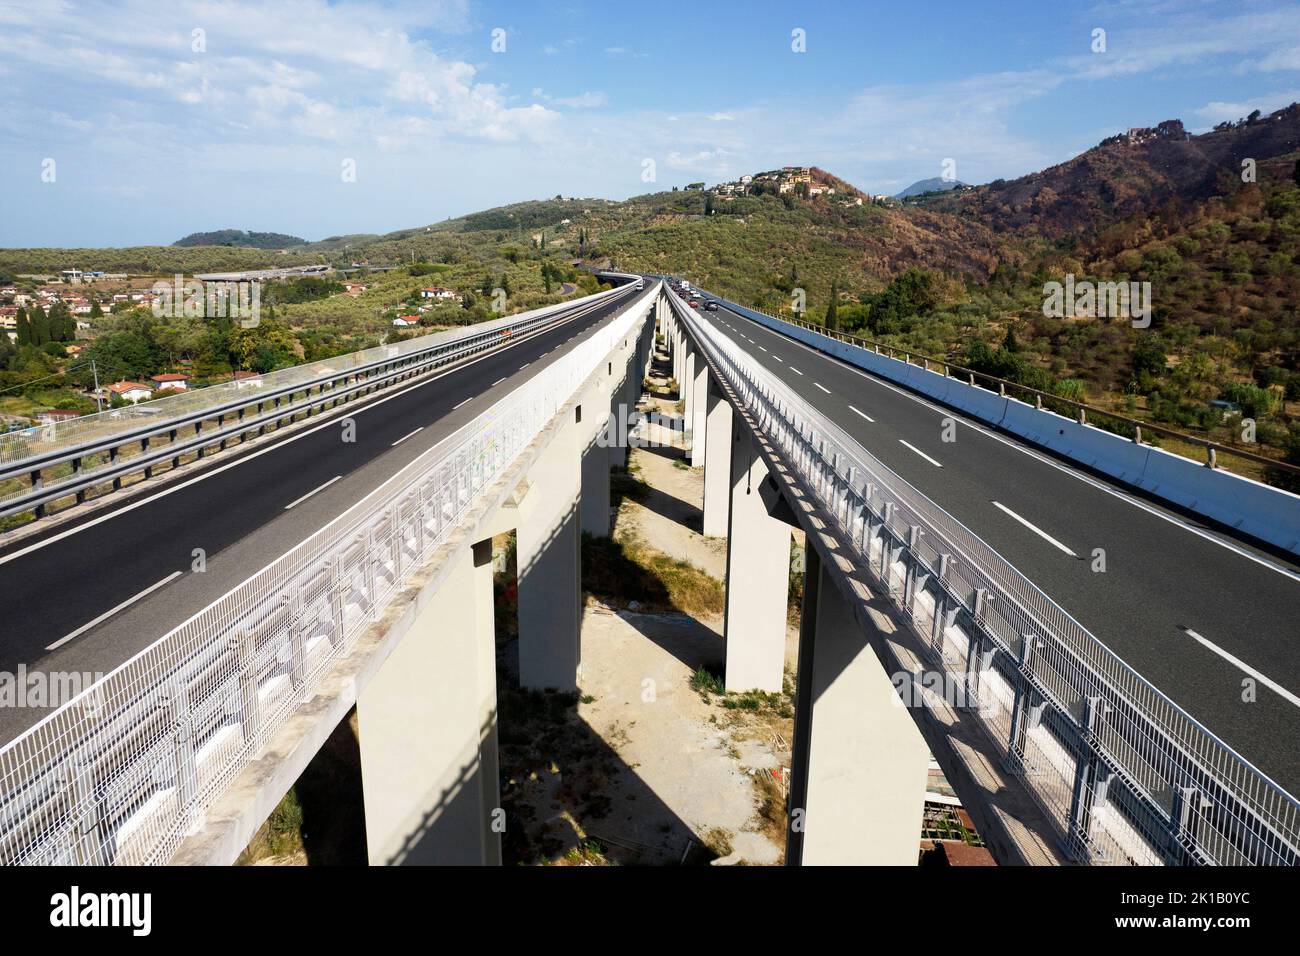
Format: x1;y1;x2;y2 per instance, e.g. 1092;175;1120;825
991;500;1077;557
391;426;424;447
898;439;944;468
285;475;342;510
47;570;184;650
1185;629;1300;708
848;405;875;423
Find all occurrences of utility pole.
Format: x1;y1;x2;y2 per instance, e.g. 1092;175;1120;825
91;358;103;412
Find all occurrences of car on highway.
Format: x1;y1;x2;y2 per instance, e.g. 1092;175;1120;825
688;299;700;309
705;301;719;311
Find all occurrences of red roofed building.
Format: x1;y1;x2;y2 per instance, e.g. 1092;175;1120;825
107;381;153;403
150;373;190;391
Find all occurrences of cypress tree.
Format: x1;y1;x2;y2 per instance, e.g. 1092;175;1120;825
15;307;30;347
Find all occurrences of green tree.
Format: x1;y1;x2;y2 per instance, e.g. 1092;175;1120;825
825;280;839;331
29;306;51;346
15;307;30;347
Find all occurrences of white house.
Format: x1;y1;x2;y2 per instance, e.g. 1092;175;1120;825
420;287;457;300
107;381;153;403
150;373;189;392
392;315;420;327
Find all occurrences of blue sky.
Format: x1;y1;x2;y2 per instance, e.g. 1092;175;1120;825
3;0;1300;247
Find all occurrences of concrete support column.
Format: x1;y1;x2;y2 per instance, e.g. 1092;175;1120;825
682;347;695;428
580;415;611;538
722;429;790;693
517;404;582;691
786;546;929;866
471;539;502;865
702;379;732;537
689;351;709;468
357;540;500;865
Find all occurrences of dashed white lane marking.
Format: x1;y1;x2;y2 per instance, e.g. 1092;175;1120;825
814;382;831;394
391;427;423;447
991;500;1076;557
492;377;507;386
1185;629;1300;709
898;439;944;468
285;475;342;510
47;570;184;650
453;396;474;410
848;405;875;423
789;366;803;375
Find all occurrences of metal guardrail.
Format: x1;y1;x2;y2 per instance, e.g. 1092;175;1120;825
670;289;1300;866
0;282;657;865
734;305;1300;478
0;286;632;520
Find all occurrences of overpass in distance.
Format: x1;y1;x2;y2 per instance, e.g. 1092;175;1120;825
0;275;1296;866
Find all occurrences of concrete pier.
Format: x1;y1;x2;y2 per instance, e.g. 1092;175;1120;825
787;547;929;865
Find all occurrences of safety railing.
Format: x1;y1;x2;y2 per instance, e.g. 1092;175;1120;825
0;285;633;521
670;289;1300;866
0;282;657;866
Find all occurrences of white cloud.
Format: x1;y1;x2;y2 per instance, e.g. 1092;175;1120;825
1194;91;1300;125
708;112;734;122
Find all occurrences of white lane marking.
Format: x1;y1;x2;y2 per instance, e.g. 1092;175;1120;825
1185;629;1300;708
492;377;507;386
759;346;768;352
47;571;184;650
452;396;474;410
391;427;423;447
519;363;530;369
814;382;831;394
848;405;875;423
772;355;783;362
0;304;605;569
789;366;803;375
285;475;342;510
898;439;944;468
991;500;1076;557
720;303;1300;585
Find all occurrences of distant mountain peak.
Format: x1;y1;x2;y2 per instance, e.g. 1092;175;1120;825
895;177;968;199
173;229;307;249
